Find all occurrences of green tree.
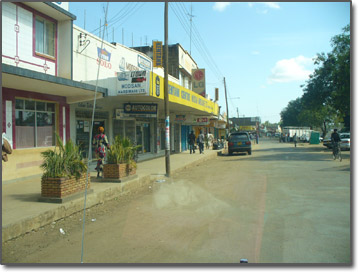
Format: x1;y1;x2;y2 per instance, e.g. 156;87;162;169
280;98;304;127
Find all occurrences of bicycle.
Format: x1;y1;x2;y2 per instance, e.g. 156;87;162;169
332;141;342;162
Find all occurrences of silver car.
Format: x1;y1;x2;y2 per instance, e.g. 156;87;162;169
340;133;350;151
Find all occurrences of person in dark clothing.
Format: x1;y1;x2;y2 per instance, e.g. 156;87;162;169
197;130;205;154
331;129;341;155
188;131;196;154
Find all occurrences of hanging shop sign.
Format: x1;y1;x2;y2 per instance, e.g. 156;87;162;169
117;71;150;95
175;115;186;122
192;68;206;96
123;103;157;118
153;41;163;68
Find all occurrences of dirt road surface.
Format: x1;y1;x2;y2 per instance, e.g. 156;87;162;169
2;139;351;264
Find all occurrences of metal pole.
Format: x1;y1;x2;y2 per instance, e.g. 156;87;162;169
164;2;170;177
224;77;230;134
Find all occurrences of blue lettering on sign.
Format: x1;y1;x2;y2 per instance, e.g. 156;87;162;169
192;96;197;103
181;90;190;101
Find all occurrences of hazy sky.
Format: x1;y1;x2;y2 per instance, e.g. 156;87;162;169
69;1;350;123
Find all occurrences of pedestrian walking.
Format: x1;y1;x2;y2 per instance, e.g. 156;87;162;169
188;130;196;154
93;126;110;178
197;130;205;154
256;132;259;144
293;133;297;147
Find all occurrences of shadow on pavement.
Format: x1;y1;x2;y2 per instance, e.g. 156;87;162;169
10;193;42;203
221;151;350;162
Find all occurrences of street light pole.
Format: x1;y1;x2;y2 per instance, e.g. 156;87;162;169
164;2;170;177
223;77;229;135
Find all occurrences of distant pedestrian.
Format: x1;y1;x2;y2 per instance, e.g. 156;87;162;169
293;133;297;147
287;133;290;143
188;130;196;154
197;130;205;154
256;132;259;144
93;126;110;178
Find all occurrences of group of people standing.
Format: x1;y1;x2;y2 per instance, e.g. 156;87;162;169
188;130;205;154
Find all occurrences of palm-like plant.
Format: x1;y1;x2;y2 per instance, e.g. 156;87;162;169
106;135;141;165
40;133;87;179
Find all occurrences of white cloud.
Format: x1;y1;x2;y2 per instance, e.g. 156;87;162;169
263;2;281;9
248;2;281;12
213;2;231;12
268;56;314;84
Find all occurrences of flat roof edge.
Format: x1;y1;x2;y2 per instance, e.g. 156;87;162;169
2;64;107;95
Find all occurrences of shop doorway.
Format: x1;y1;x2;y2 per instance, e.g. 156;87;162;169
136;123;151;153
76;120;105;159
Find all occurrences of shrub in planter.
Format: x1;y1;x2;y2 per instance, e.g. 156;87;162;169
40;134;88;198
104;136;140;179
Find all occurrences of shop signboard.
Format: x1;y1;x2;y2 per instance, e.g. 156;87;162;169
153;41;163;68
175;115;186;122
123;103;157;118
117;71;150;95
192;69;206;96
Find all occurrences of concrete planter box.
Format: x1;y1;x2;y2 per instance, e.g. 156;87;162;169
41;173;90;199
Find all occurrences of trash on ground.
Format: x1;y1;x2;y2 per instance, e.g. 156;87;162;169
91;218;96;222
59;228;65;235
156;179;166;183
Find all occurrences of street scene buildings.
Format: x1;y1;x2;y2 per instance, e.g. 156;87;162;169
1;2;350;265
2;2;224;183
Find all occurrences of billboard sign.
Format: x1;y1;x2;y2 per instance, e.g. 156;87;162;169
153;41;163;67
117;71;150;95
123;103;157;118
192;69;206;96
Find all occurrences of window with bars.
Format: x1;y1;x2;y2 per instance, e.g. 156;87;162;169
15;99;56;148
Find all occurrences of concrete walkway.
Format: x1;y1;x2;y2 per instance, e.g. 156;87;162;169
2;148;221;242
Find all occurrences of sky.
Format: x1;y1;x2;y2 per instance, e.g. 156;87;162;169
69;1;351;124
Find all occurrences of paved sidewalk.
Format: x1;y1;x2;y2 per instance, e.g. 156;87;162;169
2;149;220;242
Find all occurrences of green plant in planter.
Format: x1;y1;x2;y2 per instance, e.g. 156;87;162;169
107;135;141;165
40;133;87;180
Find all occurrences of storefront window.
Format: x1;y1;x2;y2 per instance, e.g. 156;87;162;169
15;99;56;148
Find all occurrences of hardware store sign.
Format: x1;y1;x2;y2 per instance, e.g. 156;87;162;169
117;71;150;95
124;103;157;118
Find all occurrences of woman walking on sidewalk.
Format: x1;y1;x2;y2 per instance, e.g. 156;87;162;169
93;127;110;178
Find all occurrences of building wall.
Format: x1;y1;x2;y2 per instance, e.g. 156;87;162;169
72;25;153;91
2;2;58;75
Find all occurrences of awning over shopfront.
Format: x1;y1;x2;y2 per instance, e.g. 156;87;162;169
110;71;219;117
2;64;107;104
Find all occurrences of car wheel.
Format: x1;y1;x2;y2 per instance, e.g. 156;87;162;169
229;150;233;155
248;150;252;155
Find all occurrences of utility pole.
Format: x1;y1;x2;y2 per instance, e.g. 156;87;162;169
164;2;170;177
122;28;124;45
84;10;86;30
224;77;230;135
187;4;195;55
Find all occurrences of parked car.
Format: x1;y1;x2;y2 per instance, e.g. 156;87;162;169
323;133;350;150
340;133;350;150
228;132;252;155
323;135;333;149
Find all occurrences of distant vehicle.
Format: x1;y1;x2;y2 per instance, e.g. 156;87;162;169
299;134;310;142
323;135;333;149
228;132;252;155
323;132;350;150
340;133;350;151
